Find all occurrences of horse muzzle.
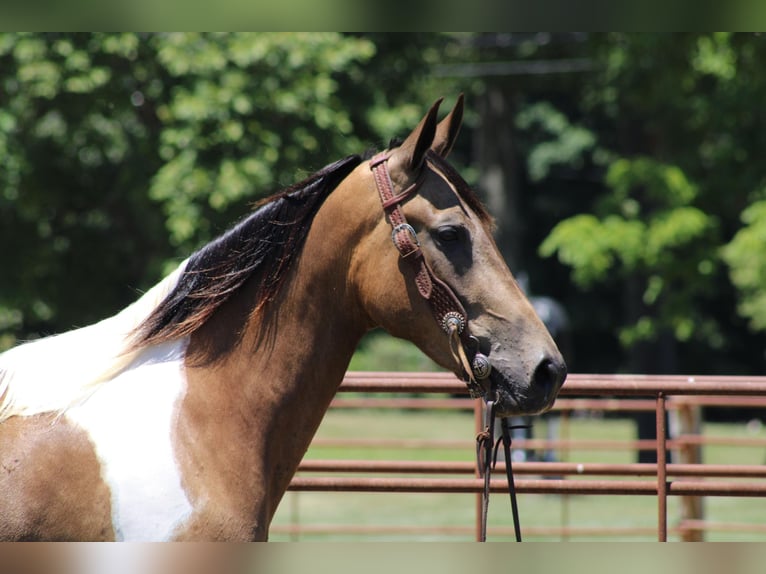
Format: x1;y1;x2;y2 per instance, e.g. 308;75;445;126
489;354;567;417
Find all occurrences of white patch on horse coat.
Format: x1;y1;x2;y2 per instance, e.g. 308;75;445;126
0;260;188;423
65;339;192;541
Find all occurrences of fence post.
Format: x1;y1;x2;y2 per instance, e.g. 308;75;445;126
656;393;668;542
670;400;705;541
474;398;483;542
559;408;571;541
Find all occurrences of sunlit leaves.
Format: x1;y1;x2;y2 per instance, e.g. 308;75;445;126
0;32;434;349
693;33;736;80
516;102;597;183
540;155;717;346
556;33;766;350
0;33;168;345
645;207;710;266
367;103;423;143
722;199;766;330
605;157;697;209
150;32;377;249
540;214;645;287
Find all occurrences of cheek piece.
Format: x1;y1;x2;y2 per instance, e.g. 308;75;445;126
369;151;493;399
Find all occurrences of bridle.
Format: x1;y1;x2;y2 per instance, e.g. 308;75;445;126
370;150;488;397
370;150;523;542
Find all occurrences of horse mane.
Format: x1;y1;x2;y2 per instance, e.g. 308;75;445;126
132;149;490;351
132;154;362;350
0;155;361;423
0;145;489;423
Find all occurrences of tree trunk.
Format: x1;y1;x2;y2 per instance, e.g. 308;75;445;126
473;85;522;272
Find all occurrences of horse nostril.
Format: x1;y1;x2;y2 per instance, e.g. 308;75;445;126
533;357;566;392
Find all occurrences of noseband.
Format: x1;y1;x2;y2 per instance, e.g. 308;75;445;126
370;150;522;542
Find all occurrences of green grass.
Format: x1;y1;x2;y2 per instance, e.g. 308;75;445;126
270;409;766;542
347;330;441;373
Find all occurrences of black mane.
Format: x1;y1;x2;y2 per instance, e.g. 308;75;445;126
133;154;362;348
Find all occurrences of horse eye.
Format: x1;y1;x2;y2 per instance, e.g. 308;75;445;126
436;226;461;242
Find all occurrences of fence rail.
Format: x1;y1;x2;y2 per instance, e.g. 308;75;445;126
282;372;766;541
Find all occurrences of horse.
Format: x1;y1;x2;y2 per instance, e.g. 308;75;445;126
0;95;566;541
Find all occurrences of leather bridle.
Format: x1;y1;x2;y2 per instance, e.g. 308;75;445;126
370;150;522;542
370;150;488;396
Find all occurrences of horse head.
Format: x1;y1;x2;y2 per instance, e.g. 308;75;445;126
355;96;566;416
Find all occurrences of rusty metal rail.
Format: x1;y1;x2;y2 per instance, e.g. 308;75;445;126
336;372;766;395
289;476;766;497
284;372;766;541
297;459;766;478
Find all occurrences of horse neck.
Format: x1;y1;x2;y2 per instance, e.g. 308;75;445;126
237;173;376;403
177;171;378;534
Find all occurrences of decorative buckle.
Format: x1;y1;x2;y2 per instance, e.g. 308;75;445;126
440;311;466;335
391;223;420;249
468;336;492;380
472;353;492;380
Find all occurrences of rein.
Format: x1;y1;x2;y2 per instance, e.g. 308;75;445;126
370;151;523;542
476;402;524;542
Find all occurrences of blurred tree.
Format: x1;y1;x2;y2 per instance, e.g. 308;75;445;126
0;33;169;348
4;32;766;381
525;33;766;374
723;200;766;331
0;32;449;350
149;33;377;252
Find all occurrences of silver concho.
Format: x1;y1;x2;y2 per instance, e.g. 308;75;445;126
441;311;466;335
471;353;492;380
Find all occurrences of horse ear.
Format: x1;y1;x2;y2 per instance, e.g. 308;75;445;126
431;94;464;158
394;97;443;171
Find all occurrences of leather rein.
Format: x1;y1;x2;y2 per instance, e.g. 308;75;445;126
370;150;522;542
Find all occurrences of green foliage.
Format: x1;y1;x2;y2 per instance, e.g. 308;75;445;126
349;331;440;372
722;198;766;331
150;33;374;249
0;33;169;344
150;33;376;250
540;153;718;347
529;33;766;366
604;157;698;209
0;32;447;349
515;102;598;183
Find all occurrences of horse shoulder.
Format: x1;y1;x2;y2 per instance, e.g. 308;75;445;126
64;342;194;541
0;340;192;541
0;413;115;541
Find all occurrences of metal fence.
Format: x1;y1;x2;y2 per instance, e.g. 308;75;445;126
281;372;766;541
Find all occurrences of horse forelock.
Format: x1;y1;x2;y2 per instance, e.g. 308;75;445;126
132;154;363;351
